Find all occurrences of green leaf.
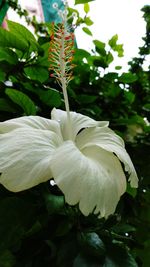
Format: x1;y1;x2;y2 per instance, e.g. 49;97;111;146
25;221;42;238
103;242;138;267
84;17;94;26
7;20;39;51
44;193;65;215
75;0;95;4
56;221;72;237
77;94;98;104
143;103;150;111
104;72;118;81
0;250;15;267
118;73;138;83
0;98;16;112
0;48;18;65
0;27;28;51
0;70;6;82
108;35;124;57
73;49;91;61
115;44;124;57
117;115;145;126
106;52;114;65
93;40;106;56
0;197;35;250
126;183;137;198
92;56;108;69
82;27;93;36
84;3;90;13
106;84;120;98
6;88;36;115
104;252;138;267
73;254;100;267
109;34;118;49
38;88;62;107
115;66;122;70
124;91;135;104
37;42;49;67
24;65;49;83
112;223;136;234
78;232;105;258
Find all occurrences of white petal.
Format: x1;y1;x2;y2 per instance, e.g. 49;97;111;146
51;141;126;218
76;127;138;188
0;128;62;192
51;108;109;140
0;115;62;137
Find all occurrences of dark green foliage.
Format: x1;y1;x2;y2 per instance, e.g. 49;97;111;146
5;88;37;115
0;2;149;266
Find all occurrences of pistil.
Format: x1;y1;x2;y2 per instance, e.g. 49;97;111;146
59;26;72;140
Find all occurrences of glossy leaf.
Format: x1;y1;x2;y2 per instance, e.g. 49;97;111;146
92;56;108;69
124;91;135;104
73;49;91;61
6;88;36;115
78;232;105;257
0;27;28;51
106;52;114;65
93;40;106;56
44;193;65;215
108;35;124;57
7;20;39;51
84;3;90;13
118;73;138;83
24;65;49;83
82;27;93;36
37;42;49;67
108;34;118;49
85;17;94;26
0;48;18;65
38;88;62;107
115;44;124;57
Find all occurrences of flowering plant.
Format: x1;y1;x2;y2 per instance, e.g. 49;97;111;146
0;0;138;219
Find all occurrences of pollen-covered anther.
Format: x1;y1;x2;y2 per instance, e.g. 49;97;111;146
65;35;71;40
49;10;75;85
68;57;73;62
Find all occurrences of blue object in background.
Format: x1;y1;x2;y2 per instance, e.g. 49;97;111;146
41;0;64;23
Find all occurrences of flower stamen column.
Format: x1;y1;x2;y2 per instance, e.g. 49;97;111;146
49;3;75;141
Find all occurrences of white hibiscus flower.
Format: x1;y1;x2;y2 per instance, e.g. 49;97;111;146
0;108;138;218
0;6;138;218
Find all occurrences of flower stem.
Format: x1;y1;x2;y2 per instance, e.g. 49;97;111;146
60;26;73;141
62;78;72;140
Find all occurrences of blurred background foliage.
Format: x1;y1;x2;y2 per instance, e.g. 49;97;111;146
0;0;149;266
